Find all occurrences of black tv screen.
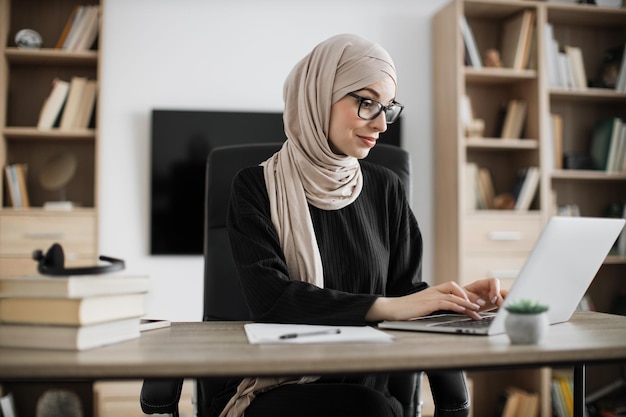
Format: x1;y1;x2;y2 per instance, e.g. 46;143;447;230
150;109;401;255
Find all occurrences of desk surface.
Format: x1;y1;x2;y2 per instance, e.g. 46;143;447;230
1;312;625;381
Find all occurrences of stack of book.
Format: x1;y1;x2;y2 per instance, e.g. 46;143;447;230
0;274;150;350
56;5;100;52
544;23;588;89
551;373;574;417
3;163;29;208
37;76;97;130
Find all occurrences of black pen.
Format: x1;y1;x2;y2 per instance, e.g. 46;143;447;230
279;329;342;340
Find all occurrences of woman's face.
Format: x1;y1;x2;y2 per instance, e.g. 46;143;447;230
328;76;397;159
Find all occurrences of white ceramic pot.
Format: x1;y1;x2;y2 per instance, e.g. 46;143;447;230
504;312;549;345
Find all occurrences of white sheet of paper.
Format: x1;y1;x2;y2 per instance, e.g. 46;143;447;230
244;323;394;344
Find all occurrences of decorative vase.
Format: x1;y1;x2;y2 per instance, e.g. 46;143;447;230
504;311;549;345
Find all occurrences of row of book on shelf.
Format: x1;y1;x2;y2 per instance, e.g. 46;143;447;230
462;95;527;139
545;22;626;92
55;4;101;52
466;163;539;212
462;7;626;92
0;272;169;351
3;164;29;208
547;114;626;173
37;76;97;130
461;9;535;70
498;370;617;417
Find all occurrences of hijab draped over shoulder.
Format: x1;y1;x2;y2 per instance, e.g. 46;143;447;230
262;33;397;288
219;34;397;417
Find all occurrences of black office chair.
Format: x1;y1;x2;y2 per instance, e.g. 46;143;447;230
140;143;470;417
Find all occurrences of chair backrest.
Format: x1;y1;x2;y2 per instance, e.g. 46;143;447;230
202;142;412;322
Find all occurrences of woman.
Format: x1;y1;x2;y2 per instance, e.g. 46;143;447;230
217;34;504;417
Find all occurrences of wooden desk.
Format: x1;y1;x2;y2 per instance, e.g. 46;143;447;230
1;312;626;416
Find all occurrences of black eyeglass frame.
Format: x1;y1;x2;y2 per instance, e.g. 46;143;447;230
347;92;404;124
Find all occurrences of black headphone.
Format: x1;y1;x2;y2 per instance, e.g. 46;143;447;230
32;243;125;276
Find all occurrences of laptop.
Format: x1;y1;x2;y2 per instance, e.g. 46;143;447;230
379;216;625;336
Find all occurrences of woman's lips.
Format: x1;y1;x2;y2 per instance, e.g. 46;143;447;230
358;135;377;148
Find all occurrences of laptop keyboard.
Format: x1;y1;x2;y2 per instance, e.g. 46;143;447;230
433;315;495;328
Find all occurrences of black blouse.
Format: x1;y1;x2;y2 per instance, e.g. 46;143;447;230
226;160;428;326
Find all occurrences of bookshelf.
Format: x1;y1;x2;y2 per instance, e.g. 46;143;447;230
433;0;626;416
0;0;101;278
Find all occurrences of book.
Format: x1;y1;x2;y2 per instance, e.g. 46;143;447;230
590;118;621;171
557;51;574;88
73;79;98;129
55;5;81;49
500;388;523;417
500;387;539;417
60;5;87;50
477;167;495;210
37;78;70;129
606;118;624;172
0;293;145;326
0;274;150;298
551;114;564;169
514;166;540;211
72;5;100;51
3;164;29;208
140;318;171;332
13;163;29;208
500;10;534;70
500;100;527;139
0;317;140;350
544;23;562;87
63;6;100;51
565;45;588;89
3;165;20;208
0;392;17;417
59;76;88;129
460;16;482;68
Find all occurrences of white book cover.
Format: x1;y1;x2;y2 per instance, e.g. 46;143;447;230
515;167;540;211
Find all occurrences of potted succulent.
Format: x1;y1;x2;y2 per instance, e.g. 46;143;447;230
504;299;549;345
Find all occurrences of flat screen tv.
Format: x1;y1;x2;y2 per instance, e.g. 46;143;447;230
150;109;401;255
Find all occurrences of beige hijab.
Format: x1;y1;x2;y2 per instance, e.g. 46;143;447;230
219;34;397;417
263;33;397;287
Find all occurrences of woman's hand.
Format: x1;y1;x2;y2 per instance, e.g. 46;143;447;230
366;281;486;322
463;277;507;313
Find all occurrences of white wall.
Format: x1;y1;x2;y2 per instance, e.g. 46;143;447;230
100;0;448;321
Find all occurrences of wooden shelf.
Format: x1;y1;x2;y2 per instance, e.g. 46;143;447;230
550;88;626;103
606;254;626;265
551;170;626;181
546;3;626;26
3;126;95;141
465;67;537;83
4;47;98;65
465;137;538;150
434;1;626;415
0;0;101;277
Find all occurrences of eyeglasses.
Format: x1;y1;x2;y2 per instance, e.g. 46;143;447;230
347;92;404;124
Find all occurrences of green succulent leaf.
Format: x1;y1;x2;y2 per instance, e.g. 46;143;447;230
504;299;549;314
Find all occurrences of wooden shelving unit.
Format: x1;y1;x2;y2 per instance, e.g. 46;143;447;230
0;0;101;277
433;0;626;415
